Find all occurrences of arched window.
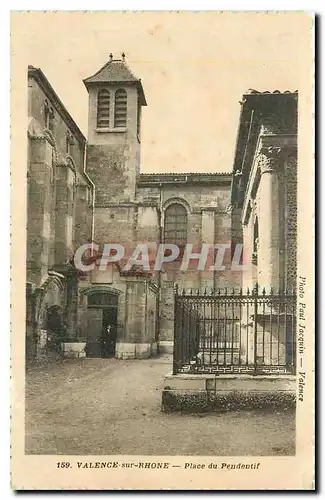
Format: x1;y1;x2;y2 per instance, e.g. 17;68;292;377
97;89;110;128
164;203;187;246
114;89;127;128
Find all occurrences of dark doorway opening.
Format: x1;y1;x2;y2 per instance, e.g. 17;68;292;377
86;292;118;358
101;308;117;357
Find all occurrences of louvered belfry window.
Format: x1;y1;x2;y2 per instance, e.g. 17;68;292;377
164;203;188;246
97;89;110;128
114;89;127;128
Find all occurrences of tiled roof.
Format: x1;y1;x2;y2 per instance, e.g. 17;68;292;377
244;89;298;95
230;88;298;205
84;60;139;84
83;57;147;105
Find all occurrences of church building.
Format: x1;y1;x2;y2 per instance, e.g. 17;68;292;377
26;55;297;366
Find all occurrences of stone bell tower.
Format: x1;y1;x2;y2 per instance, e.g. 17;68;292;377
84;53;147;247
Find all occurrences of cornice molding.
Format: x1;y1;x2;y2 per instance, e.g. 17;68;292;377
79;284;122;296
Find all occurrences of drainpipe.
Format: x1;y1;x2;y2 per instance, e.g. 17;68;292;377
144;280;148;353
230;109;255;291
156;182;163;351
240;109;255;203
82;142;95;256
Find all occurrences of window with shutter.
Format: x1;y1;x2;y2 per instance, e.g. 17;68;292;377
114;89;127;128
164;204;188;247
97;89;110;128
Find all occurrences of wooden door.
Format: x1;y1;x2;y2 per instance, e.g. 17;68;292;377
102;307;118;356
86;308;103;357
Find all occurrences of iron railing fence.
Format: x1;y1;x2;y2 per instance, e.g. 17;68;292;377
173;285;296;375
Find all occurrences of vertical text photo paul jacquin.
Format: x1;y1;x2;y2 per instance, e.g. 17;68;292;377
25;53;297;456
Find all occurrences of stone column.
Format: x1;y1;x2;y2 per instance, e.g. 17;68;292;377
116;278;151;359
27;137;54;285
257;146;282;292
65;273;78;339
54;165;75;266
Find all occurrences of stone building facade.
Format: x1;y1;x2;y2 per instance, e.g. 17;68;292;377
26;66;94;362
230;90;298;293
25;56;297;363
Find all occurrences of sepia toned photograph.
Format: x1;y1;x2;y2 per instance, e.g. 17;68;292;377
11;10;314;490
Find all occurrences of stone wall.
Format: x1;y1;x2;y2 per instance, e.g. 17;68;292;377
93;205;136;252
74;184;93;250
86;144;132;205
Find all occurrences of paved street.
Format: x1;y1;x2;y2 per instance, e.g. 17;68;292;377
25;355;295;456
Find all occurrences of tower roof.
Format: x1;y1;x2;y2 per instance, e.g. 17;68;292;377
83;54;147;105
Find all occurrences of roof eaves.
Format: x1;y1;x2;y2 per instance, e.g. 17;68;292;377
83;60;112;83
243;89;298;96
139;172;231;177
83;61;147;106
83;60;139;84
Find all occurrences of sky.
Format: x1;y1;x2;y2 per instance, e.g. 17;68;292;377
13;11;312;173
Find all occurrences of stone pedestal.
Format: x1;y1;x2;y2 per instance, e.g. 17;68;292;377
115;342;152;359
61;342;86;358
162;372;296;411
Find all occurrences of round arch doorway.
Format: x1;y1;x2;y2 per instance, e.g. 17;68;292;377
86;291;118;358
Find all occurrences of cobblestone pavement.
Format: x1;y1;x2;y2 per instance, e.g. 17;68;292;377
25;356;295;456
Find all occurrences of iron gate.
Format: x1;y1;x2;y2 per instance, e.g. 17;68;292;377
173;285;296;375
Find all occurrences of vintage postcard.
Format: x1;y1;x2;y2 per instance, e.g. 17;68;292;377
11;11;314;490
